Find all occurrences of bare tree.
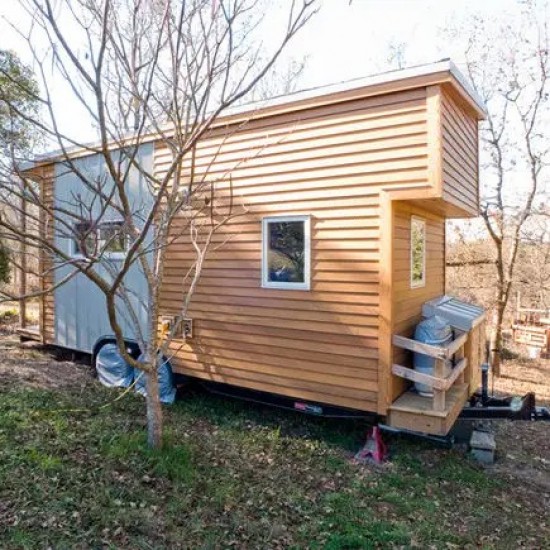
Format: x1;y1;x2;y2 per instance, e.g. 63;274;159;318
452;1;550;374
0;0;318;447
516;209;550;309
248;55;307;101
386;39;408;70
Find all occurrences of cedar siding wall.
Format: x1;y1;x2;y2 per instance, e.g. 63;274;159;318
40;164;55;344
391;201;445;400
156;88;431;412
440;87;479;216
35;77;481;413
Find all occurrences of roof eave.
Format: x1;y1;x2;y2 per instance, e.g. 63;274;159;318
214;60;486;125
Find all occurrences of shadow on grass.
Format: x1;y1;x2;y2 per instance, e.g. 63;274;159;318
171;383;371;453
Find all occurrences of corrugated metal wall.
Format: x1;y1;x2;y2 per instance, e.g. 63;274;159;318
53;144;153;352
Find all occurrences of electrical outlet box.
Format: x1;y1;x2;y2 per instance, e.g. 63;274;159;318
161;316;174;335
161;316;192;339
183;318;193;339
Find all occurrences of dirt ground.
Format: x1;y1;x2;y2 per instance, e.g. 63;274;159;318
0;333;93;392
1;332;549;548
488;355;550;492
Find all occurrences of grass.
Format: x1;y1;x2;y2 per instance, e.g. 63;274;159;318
0;380;548;549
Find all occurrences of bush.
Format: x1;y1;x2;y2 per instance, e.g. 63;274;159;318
0;308;17;320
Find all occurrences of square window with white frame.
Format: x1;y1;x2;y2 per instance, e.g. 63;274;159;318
72;221;97;257
262;215;311;290
410;216;426;288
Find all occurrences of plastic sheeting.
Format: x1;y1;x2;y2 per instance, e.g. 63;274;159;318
96;343;134;388
134;355;176;404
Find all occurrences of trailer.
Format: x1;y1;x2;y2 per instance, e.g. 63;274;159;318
19;60;494;436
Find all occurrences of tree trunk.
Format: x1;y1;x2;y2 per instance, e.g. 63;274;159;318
491;301;506;377
145;368;163;448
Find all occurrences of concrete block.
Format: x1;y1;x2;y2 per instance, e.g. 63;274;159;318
470;428;497;465
470;429;496;451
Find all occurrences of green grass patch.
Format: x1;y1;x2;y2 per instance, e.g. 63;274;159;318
105;430;194;483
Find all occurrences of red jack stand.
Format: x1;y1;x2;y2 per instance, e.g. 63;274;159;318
354;426;388;464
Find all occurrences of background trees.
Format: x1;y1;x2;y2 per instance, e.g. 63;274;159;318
445;1;550;373
0;0;318;447
0;50;40;287
0;50;39;159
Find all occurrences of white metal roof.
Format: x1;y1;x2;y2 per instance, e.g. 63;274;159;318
223;58;486;118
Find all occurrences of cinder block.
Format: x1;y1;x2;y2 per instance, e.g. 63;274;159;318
470;429;497;464
471;447;495;465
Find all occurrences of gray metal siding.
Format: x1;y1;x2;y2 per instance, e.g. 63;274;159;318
53;144;153;353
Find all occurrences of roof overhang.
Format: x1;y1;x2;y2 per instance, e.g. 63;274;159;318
219;58;487;123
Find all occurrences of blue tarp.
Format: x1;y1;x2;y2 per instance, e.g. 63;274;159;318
95;344;176;404
134;354;176;404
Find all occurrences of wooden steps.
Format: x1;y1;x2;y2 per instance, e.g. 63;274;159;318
387;383;469;435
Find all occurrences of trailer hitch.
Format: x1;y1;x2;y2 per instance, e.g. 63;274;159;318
458;359;550;422
533;404;550;421
460;391;550;421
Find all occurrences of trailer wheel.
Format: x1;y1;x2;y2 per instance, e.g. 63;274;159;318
91;339;113;378
91;337;140;378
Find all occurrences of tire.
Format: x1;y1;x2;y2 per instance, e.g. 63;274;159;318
91;338;140;378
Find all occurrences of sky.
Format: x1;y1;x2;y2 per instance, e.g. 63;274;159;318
0;0;524;142
295;0;521;87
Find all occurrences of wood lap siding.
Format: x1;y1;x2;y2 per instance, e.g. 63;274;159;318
156;88;430;412
40;164;55;344
30;73;482;415
441;88;479;216
391;202;445;399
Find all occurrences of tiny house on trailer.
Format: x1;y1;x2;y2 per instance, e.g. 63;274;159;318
20;60;487;436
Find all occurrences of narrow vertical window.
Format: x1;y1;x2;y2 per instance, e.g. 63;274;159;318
410;216;426;288
262;215;310;290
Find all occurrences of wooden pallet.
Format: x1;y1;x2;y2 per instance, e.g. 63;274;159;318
512;324;549;350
